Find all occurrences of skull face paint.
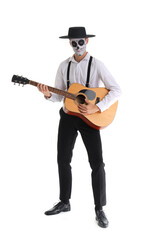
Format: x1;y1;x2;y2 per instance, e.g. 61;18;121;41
70;38;87;56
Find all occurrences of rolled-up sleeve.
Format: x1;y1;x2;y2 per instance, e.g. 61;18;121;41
96;61;122;112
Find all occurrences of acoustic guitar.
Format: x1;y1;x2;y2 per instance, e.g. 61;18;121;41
12;75;118;130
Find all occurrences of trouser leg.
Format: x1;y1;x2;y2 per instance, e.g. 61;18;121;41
57;109;78;203
79;124;106;207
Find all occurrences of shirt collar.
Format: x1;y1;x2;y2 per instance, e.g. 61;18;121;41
69;52;90;63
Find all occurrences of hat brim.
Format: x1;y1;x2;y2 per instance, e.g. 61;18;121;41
59;34;96;39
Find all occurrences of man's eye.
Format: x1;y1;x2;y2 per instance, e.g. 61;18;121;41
78;40;85;46
72;41;77;47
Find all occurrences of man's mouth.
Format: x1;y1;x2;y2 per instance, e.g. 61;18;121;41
77;48;83;52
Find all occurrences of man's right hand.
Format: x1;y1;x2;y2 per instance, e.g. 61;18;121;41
37;83;52;98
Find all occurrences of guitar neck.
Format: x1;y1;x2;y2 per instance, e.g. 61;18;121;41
29;80;76;100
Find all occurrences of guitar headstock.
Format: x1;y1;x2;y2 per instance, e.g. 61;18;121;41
12;75;29;86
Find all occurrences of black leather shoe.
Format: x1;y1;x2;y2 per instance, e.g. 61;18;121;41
95;210;109;228
44;201;71;215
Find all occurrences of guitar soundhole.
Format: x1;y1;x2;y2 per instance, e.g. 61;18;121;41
75;94;86;104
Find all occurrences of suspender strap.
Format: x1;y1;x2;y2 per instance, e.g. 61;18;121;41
67;56;93;90
67;61;71;90
86;56;93;87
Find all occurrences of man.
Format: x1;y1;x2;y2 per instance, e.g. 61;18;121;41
37;27;121;228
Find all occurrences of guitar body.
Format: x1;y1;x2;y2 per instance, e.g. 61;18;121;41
64;83;118;130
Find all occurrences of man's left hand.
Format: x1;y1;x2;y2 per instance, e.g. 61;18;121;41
78;99;100;115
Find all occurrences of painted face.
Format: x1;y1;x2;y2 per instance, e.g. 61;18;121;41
70;38;86;56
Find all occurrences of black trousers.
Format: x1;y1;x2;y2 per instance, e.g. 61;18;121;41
57;108;106;207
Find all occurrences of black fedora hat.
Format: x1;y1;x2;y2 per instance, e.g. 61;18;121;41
59;27;95;39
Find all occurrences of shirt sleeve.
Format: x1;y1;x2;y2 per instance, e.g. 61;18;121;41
45;62;66;102
96;61;122;112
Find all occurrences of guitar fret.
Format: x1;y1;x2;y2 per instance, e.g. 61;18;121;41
29;80;76;100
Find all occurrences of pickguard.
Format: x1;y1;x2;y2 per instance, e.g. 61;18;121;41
78;89;96;100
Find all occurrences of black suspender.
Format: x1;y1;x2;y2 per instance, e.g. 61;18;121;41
67;56;93;90
86;56;93;88
67;61;71;90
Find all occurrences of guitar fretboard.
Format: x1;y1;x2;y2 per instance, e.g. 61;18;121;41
29;80;76;100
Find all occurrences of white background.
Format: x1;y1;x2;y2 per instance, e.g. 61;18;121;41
0;0;160;239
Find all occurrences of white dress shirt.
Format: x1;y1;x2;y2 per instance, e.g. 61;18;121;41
46;52;121;112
